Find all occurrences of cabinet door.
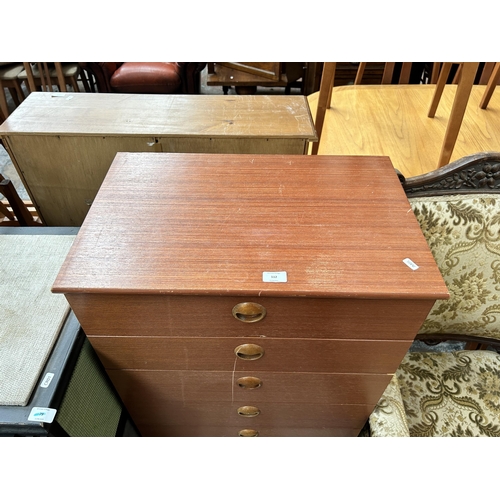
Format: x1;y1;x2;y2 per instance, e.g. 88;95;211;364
5;135;157;226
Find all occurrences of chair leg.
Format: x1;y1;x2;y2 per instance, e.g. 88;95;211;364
381;63;395;84
398;63;412;84
0;199;15;220
479;62;500;110
70;76;79;91
311;62;336;155
53;63;67;92
79;68;91;92
12;80;25;102
430;63;441;84
0;174;40;226
7;87;21;107
0;87;9;118
428;62;453;117
478;62;496;84
437;62;479;168
23;63;38;93
354;63;367;84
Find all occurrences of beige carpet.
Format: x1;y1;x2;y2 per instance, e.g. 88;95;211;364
0;234;75;405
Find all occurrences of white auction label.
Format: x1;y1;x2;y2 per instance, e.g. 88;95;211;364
263;271;287;283
28;407;57;423
403;258;419;271
40;372;55;388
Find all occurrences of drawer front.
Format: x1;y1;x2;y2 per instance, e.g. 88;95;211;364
66;293;434;341
114;399;374;430
90;336;412;374
136;425;361;437
107;369;392;406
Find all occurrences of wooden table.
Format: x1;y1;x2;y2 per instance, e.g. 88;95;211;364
53;153;448;437
308;84;500;178
0;92;317;226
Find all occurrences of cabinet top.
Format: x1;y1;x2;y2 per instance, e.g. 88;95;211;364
53;153;449;300
0;92;317;140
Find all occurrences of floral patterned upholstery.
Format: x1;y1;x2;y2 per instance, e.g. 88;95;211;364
370;350;500;437
368;374;410;437
410;194;500;342
367;156;500;437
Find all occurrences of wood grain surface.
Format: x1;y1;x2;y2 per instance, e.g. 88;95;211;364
135;425;361;437
0;92;317;139
63;293;436;340
107;369;393;405
88;336;412;373
308;84;500;178
52;152;449;437
53;153;449;300
125;400;374;429
0;94;317;226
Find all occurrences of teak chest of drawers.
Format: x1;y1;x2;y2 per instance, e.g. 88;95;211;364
0;93;317;226
53;153;449;437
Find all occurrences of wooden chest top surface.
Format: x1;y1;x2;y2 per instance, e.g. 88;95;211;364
53;153;448;300
0;93;317;139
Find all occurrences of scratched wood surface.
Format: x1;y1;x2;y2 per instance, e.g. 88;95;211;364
87;336;413;372
62;293;435;340
107;369;393;406
307;84;500;178
52;153;449;437
122;400;374;431
53;153;449;300
0;92;317;138
0;93;317;226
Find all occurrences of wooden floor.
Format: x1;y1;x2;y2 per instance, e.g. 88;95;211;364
307;84;500;178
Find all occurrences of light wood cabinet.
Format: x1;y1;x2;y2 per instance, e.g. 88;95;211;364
0;93;317;226
53;153;449;437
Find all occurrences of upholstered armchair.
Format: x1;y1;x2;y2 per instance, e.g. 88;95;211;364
404;151;500;349
79;62;206;94
369;350;500;437
368;151;500;437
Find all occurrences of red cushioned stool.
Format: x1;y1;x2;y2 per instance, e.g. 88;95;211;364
109;62;182;94
80;62;206;94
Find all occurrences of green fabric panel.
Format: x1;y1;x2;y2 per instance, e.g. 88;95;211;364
56;339;122;437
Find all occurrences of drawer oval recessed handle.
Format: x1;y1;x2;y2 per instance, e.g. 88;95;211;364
239;429;259;437
232;302;266;323
234;344;264;361
237;376;262;389
237;406;261;417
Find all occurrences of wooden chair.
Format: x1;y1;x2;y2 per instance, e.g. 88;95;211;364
427;62;479;167
312;62;426;155
310;62;493;174
0;63;25;118
0;173;41;226
312;62;479;166
19;63;81;93
312;62;438;157
480;61;500;109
